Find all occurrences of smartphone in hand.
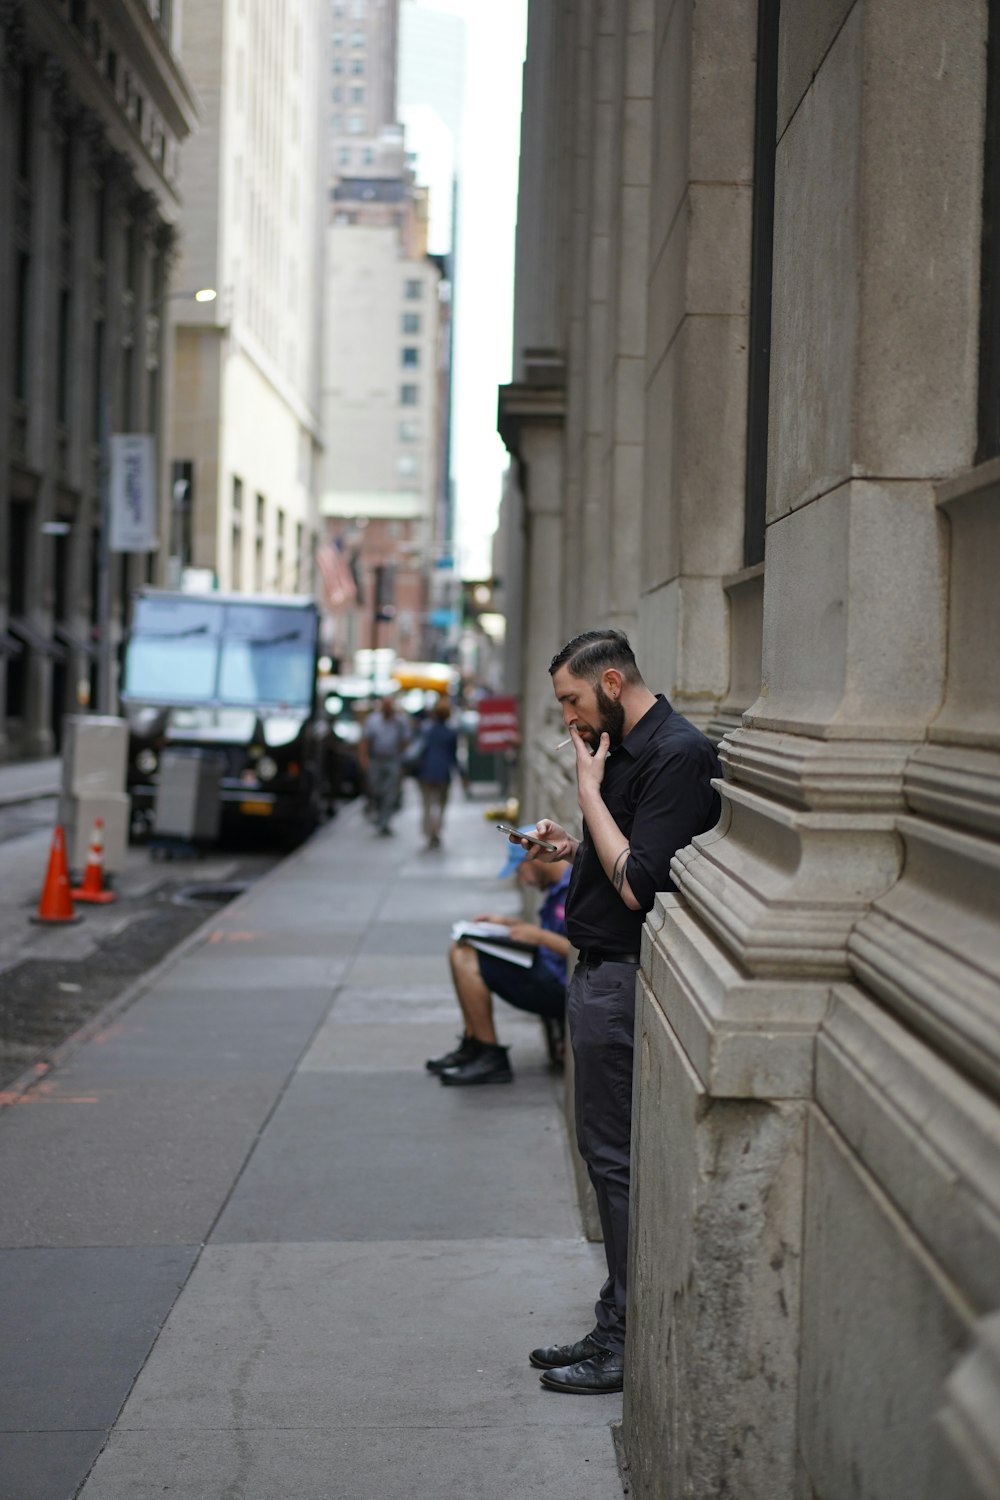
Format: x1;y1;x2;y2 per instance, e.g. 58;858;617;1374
495;822;558;853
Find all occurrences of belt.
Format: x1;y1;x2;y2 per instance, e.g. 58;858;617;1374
577;948;640;966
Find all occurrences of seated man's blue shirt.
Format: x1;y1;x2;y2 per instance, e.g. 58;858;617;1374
536;866;572;985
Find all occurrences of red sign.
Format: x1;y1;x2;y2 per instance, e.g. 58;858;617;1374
476;696;520;752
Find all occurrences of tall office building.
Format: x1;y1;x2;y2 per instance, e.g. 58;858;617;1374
0;0;197;758
170;0;327;596
319;0;451;665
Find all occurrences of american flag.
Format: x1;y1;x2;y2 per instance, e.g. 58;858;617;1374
316;535;358;611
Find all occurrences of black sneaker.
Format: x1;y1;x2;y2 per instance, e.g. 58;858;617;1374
426;1035;481;1075
439;1042;513;1086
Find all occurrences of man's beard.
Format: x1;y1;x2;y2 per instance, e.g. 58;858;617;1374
595;683;626;747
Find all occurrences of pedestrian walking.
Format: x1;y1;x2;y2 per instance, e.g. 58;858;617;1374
517;629;722;1394
413;698;459;849
360;695;410;836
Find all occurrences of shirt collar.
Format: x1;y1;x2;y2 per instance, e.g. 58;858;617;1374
616;693;672;760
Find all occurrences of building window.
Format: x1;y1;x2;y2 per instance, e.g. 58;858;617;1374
14;253;31;403
351;31;365;48
332;113;343;133
400;384;419;407
743;0;780;568
351;0;366;15
338;146;352;166
231;476;244;590
16;67;33;181
404;278;422;300
254;493;265;592
401;346;419;369
351;59;365;76
399;419;419;442
350;85;364;103
396;454;418;477
402;312;420;335
56;290;71;425
332;57;344;74
332;31;343;47
979;0;1000;459
347;114;363;133
363;147;375;165
332;85;343;102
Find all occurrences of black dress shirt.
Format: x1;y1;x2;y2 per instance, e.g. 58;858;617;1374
565;695;722;952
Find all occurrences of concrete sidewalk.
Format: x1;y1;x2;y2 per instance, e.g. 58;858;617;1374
0;756;61;807
0;787;623;1499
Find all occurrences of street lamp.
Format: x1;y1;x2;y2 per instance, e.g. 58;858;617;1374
95;287;218;715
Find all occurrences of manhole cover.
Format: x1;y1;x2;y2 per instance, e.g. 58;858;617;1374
171;882;250;909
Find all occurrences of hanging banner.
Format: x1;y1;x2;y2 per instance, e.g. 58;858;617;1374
110;434;157;552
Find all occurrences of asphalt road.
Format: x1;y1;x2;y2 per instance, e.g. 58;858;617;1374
0;796;286;1092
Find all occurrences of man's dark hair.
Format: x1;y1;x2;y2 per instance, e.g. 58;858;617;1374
548;629;641;684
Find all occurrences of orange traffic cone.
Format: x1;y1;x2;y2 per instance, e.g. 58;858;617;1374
31;825;82;925
72;816;118;905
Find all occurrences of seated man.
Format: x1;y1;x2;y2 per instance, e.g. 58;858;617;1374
428;840;571;1086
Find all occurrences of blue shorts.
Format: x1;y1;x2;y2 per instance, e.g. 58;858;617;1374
476;950;566;1022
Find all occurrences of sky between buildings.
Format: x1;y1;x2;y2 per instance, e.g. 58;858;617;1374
398;0;528;581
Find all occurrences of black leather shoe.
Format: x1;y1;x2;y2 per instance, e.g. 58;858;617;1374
539;1348;625;1394
529;1333;602;1370
439;1042;513;1086
426;1036;481;1074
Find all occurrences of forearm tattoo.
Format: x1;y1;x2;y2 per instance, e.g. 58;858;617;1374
612;846;630;894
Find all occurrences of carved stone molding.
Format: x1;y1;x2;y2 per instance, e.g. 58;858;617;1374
643;893;831;1098
817;989;1000;1316
849;815;1000;1099
719;727;911;812
941;1313;1000;1499
907;743;1000;841
672;774;902;980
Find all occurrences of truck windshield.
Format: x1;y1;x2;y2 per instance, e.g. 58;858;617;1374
123;597;316;710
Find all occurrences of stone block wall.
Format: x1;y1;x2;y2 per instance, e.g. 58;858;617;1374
501;1;1000;1493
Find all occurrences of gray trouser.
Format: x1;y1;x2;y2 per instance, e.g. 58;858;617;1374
370;759;401;831
568;956;638;1356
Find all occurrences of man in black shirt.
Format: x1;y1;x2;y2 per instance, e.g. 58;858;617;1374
515;629;721;1394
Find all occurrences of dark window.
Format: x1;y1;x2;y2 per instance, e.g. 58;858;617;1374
17;68;32;181
59;134;73;224
92;319;104;440
402;312;420;334
400;384;418;407
14;253;30;402
979;0;1000;460
401;346;419;368
56;290;72;424
95;182;107;258
743;0;780;568
404;278;422;301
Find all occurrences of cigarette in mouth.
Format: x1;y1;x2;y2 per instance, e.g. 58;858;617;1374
555;736;573;750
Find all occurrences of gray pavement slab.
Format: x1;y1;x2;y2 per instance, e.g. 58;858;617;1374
87;1239;612;1432
0;1244;197;1500
0;1245;197;1429
0;1432;107;1500
0;1075;288;1246
83;1422;621;1500
167;952;348;989
298;1017;541;1072
211;1071;579;1243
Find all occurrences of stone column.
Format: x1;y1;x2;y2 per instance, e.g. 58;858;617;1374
603;0;652;640
638;0;753;716
627;5;992;1498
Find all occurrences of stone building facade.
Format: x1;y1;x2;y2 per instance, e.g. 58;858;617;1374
499;2;1000;1496
0;0;196;758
